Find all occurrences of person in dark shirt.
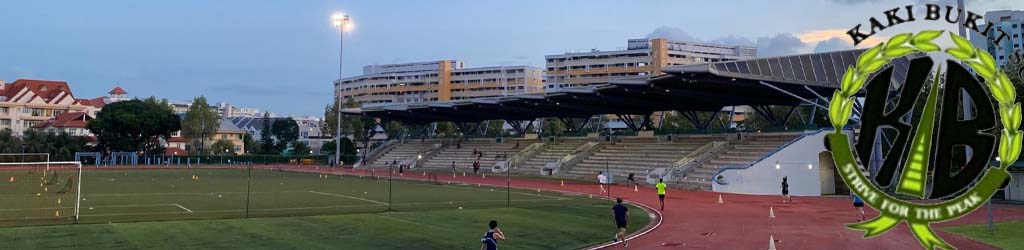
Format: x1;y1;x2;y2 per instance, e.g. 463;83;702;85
611;198;629;247
480;220;505;250
781;176;791;203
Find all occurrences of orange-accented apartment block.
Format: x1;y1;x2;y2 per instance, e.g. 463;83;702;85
334;60;544;107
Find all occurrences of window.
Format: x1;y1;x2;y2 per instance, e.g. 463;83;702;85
0;119;9;126
0;107;7;114
22;108;43;116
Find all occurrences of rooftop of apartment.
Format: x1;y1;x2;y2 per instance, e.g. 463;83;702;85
544;38;757;59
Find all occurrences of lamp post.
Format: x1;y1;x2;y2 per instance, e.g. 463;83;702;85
332;12;351;168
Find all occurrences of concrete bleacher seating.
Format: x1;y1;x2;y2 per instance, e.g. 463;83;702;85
419;139;527;172
516;138;590;174
677;132;800;190
365;141;438;168
565;136;712;180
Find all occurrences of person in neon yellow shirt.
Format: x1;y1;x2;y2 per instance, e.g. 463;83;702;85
656;178;667;211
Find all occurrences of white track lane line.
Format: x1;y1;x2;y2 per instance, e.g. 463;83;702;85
307;191;390;205
173;204;193;213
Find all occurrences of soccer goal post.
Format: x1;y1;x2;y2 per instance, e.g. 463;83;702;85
0;161;82;226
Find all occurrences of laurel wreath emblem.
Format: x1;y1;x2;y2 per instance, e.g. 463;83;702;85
827;30;1021;250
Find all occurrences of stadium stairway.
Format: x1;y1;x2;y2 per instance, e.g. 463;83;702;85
364;140;439;168
419;139;527;172
565;136;711;181
516;138;591;175
676;132;801;190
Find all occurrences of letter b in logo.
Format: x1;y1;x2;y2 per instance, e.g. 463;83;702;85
855;57;996;199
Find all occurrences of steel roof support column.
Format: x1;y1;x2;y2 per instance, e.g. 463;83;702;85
700;109;722;131
679;111;705;130
615;114;639;132
752;105;782;127
781;105;800;128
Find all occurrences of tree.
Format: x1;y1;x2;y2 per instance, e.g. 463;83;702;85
322;102;340;137
0;129;21;154
336;137;357;164
340;97;376;142
259;112;276;154
320;140;336;154
434;122;457;138
384;121;404;139
1001;57;1024;104
540;117;566;136
209;139;235;155
242;133;256;154
272;118;300;145
484;120;505;137
88;100;180;153
292;141;311;156
181;96;220;154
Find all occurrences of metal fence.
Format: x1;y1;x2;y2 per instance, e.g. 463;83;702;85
1;162;602;227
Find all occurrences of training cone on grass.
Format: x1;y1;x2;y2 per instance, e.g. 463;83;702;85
769;207;775;218
718;194;724;204
768;235;777;250
55;210;59;217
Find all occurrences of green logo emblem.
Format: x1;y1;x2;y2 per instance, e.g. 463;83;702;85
828;31;1021;250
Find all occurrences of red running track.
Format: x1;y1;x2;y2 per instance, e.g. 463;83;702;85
85;165;1024;249
308;166;1024;250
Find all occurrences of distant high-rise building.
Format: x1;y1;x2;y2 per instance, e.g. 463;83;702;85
544;38;757;90
970;10;1024;66
335;60;544;107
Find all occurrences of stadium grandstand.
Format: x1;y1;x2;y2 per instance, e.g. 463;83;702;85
342;48;917;196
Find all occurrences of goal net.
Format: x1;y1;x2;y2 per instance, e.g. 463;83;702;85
0;161;82;226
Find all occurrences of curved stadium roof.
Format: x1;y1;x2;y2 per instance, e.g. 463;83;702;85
344;49;913;124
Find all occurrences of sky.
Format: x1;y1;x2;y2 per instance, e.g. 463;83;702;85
1;0;1021;117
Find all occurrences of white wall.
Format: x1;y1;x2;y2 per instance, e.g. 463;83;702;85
712;130;832;196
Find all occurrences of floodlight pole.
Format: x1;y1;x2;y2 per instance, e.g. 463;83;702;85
506;162;511;208
245;163;252;218
388;162;393;211
333;13;349;169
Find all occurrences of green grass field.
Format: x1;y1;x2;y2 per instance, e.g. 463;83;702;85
941;221;1024;250
0;167;650;249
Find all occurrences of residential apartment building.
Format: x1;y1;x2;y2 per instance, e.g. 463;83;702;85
335;60;544;107
31;112;94;137
212;118;246;154
544;38;757;89
231;116;328;152
170;101;266;118
970;10;1024;66
0;79;121;135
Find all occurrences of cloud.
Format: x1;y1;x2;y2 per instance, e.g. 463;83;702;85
813;37;856;52
755;33;807;57
798;29;884;47
708;35;756;47
646;26;697;42
826;0;882;5
645;27;879;58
